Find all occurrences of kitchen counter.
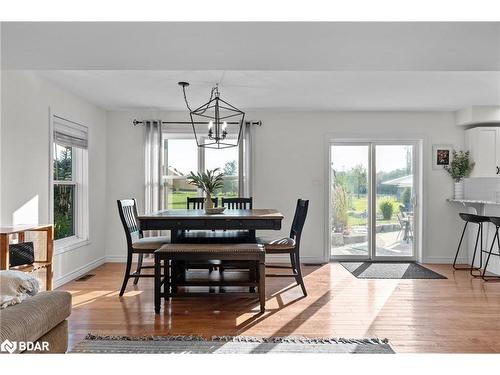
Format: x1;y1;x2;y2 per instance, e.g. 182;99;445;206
447;199;500;215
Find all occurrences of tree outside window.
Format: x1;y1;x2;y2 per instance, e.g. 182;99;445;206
53;144;75;240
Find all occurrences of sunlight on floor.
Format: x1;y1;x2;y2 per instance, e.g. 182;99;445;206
70;290;117;307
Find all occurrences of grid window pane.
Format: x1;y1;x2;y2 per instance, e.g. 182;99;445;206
165;139;198;176
165;181;198;209
163;139;198;209
53;144;73;181
162;137;241;208
54;184;75;240
205;145;239;197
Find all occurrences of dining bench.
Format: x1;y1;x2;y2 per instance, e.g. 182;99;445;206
154;243;265;314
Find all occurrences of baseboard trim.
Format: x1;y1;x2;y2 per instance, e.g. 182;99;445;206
105;254;326;265
53;256;106;288
251;254;326;265
106;255;128;263
422;256;468;264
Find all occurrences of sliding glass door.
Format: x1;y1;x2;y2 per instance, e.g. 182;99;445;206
330;144;371;258
374;144;415;258
330;141;419;261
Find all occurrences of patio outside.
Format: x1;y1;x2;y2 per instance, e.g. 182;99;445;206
331;144;414;258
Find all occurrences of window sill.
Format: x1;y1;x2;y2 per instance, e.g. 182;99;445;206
55;236;90;255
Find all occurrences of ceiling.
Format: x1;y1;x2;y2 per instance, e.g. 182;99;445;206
3;22;500;111
2;22;499;71
38;70;500;111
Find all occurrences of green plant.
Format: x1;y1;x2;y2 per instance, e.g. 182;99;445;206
186;168;224;195
444;150;475;182
351;164;367;198
379;199;394;220
332;185;349;232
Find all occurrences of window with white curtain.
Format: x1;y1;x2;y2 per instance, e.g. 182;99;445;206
50;114;89;251
161;134;240;209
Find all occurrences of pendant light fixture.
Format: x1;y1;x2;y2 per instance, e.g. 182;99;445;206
178;81;245;149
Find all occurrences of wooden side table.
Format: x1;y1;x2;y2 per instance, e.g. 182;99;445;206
0;224;54;290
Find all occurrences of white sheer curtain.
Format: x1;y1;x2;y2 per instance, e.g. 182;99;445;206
144;120;163;214
239;122;254;197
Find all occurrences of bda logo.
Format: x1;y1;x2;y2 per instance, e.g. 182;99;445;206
0;339;17;354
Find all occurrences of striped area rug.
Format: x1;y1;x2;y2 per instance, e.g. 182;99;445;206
71;334;395;354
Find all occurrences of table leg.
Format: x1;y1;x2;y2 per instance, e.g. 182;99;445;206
258;259;265;313
249;262;256;293
171;260;179;294
164;258;170;301
170;229;178;243
0;234;8;270
46;264;53;291
249;230;256;243
154;255;161;314
45;226;54;290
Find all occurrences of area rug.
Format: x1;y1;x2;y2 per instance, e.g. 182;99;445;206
70;334;394;354
340;262;447;279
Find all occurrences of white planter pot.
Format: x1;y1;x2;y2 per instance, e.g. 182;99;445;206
454;181;464;199
204;194;213;211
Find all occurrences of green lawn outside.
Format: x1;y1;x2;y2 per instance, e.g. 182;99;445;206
347;194;400;226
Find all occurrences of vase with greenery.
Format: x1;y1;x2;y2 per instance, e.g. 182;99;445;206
443;150;475;199
186;168;224;210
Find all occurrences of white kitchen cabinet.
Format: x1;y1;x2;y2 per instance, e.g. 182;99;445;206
465;126;500;177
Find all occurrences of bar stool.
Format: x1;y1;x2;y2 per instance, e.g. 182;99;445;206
453;213;489;274
481;216;500;282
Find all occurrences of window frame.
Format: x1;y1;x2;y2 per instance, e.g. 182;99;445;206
49;112;89;254
161;133;241;209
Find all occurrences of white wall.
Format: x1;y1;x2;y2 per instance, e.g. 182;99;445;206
0;71;108;286
0;72;485;282
104;111;146;261
105;110;465;264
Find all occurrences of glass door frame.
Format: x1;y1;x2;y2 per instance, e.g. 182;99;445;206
327;139;421;262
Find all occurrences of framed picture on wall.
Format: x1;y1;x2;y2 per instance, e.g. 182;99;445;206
432;144;453;170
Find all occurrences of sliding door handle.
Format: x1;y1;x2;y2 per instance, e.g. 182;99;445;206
497;166;500;175
411;195;417;208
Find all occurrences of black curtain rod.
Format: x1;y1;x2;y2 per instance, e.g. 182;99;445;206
133;119;262;126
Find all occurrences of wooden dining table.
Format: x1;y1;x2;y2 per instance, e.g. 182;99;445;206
138;209;283;309
137;208;284;243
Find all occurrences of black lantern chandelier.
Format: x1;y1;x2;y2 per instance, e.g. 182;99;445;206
178;81;245;149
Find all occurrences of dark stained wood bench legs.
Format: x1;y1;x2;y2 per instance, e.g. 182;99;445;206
259;259;266;313
154;254;161;314
154;246;265;314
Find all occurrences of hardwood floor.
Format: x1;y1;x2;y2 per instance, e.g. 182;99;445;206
58;261;500;353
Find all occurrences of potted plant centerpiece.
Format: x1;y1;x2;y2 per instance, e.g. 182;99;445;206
444;150;475;199
186;168;225;213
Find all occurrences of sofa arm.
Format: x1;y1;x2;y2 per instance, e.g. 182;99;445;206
0;291;71;353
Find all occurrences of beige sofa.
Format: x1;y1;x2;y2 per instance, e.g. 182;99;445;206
0;291;72;354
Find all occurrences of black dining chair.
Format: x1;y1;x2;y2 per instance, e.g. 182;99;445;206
117;199;169;296
187;196;218;209
218;197;254;274
262;199;309;296
181;196;251;244
221;197;254;240
481;216;500;281
221;197;253;209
